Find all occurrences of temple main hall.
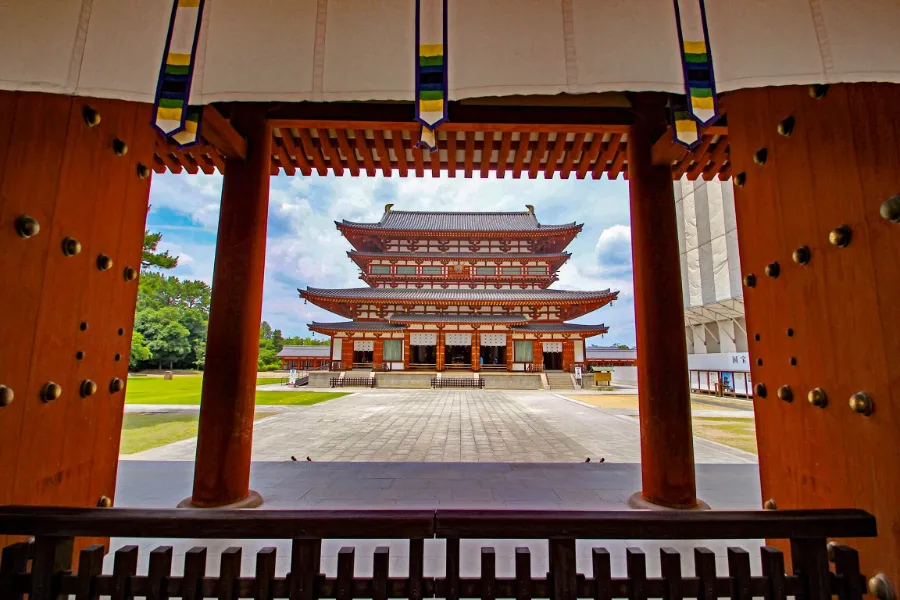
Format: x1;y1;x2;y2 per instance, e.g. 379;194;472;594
301;206;618;372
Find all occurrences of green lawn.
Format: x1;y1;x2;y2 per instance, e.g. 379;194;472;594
125;375;346;406
120;411;274;455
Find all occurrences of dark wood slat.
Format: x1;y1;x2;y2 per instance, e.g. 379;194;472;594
544;133;567;178
831;545;864;600
496;132;512;178
607;146;627;180
592;548;612;600
515;547;532;600
560;132;585;179
297;129;328;175
659;548;682;600
111;545;138;600
290;539;321;600
409;538;424;600
528;132;549;179
201;105;247;159
464;132;475;178
0;542;31;600
760;546;787;600
390;131;409;177
147;546;173;600
446;539;460;600
481;547;496;600
551;539;577;600
592;134;622;179
352;129;377;176
626;547;647;600
254;547;277;600
31;537;74;600
182;547;207;600
274;141;297;177
694;548;717;600
481;132;494;178
728;548;752;600
447;133;458;177
75;545;104;600
336;547;354;600
318;130;344;177
790;538;830;600
373;546;389;600
217;547;242;600
372;130;392;177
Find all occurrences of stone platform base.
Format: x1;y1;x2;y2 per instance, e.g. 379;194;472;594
626;491;710;510
177;489;263;509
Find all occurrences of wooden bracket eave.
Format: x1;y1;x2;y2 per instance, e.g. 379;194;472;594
652;131;688;166
202;106;248;160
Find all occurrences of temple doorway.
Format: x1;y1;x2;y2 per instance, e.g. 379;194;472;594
479;346;506;369
409;333;437;369
542;342;563;371
444;345;471;369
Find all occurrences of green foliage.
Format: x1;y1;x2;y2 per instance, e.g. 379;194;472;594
142;231;179;270
617;344;631;350
130;331;152;368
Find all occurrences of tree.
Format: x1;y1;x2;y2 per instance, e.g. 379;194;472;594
134;308;193;369
617;344;631;350
142;231;179;270
130;331;152;368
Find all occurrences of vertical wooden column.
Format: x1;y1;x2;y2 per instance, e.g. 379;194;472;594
403;332;411;370
187;106;269;509
532;340;542;371
471;332;480;371
506;335;514;371
436;330;444;371
342;339;354;369
373;337;383;369
562;340;575;372
627;94;703;510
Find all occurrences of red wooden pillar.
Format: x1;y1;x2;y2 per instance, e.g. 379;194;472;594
436;330;445;371
532;340;542;371
471;332;480;371
562;339;575;372
186;106;270;509
403;332;410;370
627;94;703;510
506;335;514;371
342;338;354;369
373;337;383;368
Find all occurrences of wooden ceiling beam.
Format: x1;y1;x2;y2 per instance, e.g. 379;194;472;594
592;133;622;180
559;132;585;179
353;129;377;177
372;130;392;177
412;130;425;177
528;132;549;179
575;133;603;179
511;133;530;179
297;129;328;176
201;106;247;160
317;129;344;176
280;132;312;176
495;132;512;178
464;131;475;178
334;129;360;177
480;132;494;178
447;132;458;178
543;133;566;179
390;131;409;177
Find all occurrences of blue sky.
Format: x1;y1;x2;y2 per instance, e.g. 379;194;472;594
147;173;637;346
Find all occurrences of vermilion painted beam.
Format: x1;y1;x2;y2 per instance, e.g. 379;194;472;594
202;106;247;160
627;94;698;510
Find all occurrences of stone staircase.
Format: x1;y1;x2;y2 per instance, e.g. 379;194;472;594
545;372;576;390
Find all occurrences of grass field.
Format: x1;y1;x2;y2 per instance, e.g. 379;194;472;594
125;375;346;406
691;417;758;455
120;411;275;455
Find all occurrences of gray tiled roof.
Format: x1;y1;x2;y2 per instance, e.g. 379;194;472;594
275;345;331;358
387;313;531;324
514;322;608;333
301;287;616;302
339;210;579;232
309;321;406;331
348;250;570;262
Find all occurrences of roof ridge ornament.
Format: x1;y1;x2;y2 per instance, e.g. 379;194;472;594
414;0;448;152
152;0;206;148
671;0;721;148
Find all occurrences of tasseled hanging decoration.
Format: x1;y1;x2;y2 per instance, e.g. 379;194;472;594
671;0;719;148
415;0;448;152
153;0;205;148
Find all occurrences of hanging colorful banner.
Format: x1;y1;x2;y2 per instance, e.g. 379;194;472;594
152;0;205;148
671;0;719;148
415;0;448;152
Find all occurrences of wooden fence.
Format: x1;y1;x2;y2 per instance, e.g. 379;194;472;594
0;507;878;600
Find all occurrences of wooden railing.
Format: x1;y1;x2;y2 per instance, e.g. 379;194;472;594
330;377;375;388
0;507;877;600
432;377;485;389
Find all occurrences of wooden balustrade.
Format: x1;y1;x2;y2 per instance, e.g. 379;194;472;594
0;507;877;600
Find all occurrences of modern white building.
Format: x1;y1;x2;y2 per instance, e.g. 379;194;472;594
674;177;751;397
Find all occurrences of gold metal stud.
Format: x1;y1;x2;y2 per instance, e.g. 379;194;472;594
808;387;827;408
829;225;852;247
777;385;793;402
82;106;101;127
743;274;757;288
763;498;777;510
96;496;113;508
754;148;768;165
40;382;62;403
755;383;767;398
79;379;97;398
113;139;128;156
15;215;40;238
809;84;829;99
880;195;900;223
777;116;795;137
792;245;811;265
61;237;82;257
97;254;113;271
849;391;873;416
137;163;152;179
110;378;125;393
734;172;746;187
868;574;896;600
0;385;13;408
765;262;780;278
123;266;138;281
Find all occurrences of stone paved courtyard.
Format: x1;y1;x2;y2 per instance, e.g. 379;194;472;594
124;389;755;463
